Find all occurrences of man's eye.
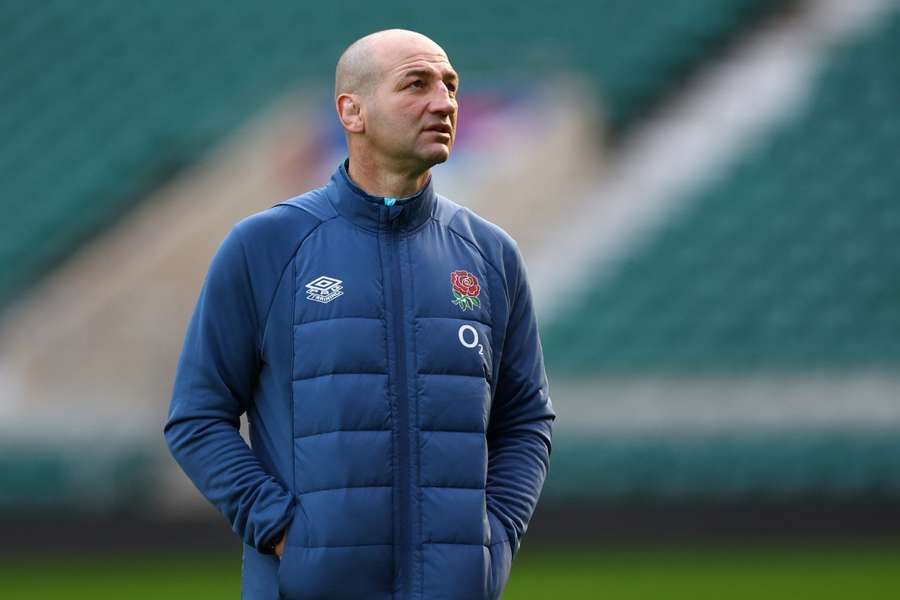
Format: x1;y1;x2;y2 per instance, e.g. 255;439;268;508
408;80;425;89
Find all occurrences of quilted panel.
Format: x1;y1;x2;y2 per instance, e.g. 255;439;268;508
292;373;390;438
417;373;490;433
421;543;490;600
414;316;493;378
419;430;487;488
299;485;393;547
292;318;387;380
278;544;394;600
294;430;392;493
421;486;489;545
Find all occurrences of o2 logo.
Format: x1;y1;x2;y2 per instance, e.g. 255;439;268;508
458;324;485;356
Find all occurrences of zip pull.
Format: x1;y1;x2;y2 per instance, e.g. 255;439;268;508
385;203;404;230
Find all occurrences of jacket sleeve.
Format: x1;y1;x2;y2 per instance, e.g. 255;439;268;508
163;225;294;553
486;243;556;559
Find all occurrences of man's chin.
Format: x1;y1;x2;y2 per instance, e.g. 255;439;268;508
420;144;451;166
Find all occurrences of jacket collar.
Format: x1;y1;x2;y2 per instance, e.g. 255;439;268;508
329;158;436;233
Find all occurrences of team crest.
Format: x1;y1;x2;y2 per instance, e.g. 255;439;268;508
450;270;480;311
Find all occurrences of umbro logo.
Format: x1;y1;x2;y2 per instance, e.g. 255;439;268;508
305;275;344;304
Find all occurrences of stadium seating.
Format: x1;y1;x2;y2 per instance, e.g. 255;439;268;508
542;8;900;374
0;0;777;311
538;6;900;500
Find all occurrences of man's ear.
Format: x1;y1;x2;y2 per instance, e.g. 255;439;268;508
337;93;365;134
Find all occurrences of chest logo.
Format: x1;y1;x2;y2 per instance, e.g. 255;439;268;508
450;270;481;311
305;275;344;304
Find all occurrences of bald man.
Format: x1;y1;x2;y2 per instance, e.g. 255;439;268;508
165;29;555;600
334;29;459;199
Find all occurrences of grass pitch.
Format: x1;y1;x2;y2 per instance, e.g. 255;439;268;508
3;542;899;599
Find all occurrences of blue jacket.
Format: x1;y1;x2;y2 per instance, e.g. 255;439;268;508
164;159;556;599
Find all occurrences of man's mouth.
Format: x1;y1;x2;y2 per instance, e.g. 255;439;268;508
423;123;452;135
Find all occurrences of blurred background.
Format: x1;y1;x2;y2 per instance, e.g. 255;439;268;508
2;0;900;598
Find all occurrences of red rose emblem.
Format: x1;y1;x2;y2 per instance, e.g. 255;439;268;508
452;270;480;297
450;270;480;311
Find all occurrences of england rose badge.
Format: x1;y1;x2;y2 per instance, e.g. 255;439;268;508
450;270;481;311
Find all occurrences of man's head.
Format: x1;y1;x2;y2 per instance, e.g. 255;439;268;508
335;29;459;176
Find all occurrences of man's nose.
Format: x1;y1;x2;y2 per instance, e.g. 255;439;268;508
429;85;456;115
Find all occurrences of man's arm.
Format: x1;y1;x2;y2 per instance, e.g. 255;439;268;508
486;242;556;559
164;225;294;555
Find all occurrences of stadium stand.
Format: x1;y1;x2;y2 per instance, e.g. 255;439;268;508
542;7;900;374
539;4;900;500
0;0;778;313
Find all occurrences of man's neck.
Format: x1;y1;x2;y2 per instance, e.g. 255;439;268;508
347;156;430;199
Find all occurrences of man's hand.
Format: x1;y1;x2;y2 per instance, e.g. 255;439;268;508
274;528;287;559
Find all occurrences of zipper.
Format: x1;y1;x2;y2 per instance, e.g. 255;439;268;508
384;213;412;597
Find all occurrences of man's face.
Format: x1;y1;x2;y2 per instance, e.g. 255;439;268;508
364;39;459;170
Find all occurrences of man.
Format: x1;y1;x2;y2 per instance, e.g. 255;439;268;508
164;29;555;600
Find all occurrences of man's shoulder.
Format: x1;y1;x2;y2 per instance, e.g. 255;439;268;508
435;194;522;279
232;185;336;251
436;194;518;255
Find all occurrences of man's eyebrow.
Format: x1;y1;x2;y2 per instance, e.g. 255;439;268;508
399;68;459;83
